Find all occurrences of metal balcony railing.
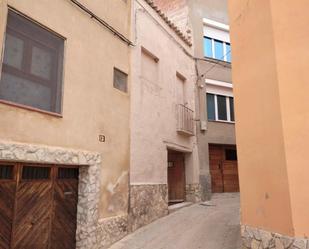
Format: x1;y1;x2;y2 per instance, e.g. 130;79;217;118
177;104;194;136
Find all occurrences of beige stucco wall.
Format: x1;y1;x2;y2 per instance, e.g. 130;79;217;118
228;0;300;237
207;122;235;145
0;0;131;219
130;0;199;186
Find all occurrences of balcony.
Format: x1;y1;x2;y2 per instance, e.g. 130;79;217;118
176;104;194;136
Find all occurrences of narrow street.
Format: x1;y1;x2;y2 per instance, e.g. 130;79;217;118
110;193;241;249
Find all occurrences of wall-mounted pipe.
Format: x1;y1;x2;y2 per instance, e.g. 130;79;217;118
69;0;134;46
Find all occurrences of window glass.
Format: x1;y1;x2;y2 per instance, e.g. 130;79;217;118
226;43;231;62
207;93;215;120
113;68;128;92
229;97;235;121
225;149;237;160
31;46;53;80
0;72;52;111
3;33;24;69
214;40;224;60
204;37;213;58
217;95;227;120
0;10;64;113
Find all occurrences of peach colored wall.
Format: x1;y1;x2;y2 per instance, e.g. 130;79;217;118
130;0;199;185
0;0;131;218
270;0;309;237
228;0;294;236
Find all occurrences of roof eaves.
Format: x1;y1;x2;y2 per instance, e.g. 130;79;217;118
144;0;192;47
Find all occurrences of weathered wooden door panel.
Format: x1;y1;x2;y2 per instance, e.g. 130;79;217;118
13;181;53;249
209;145;224;193
0;164;79;249
168;152;185;203
222;161;239;192
51;180;78;249
0;182;15;249
209;145;239;193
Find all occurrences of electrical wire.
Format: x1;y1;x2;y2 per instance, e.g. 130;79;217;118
198;50;231;78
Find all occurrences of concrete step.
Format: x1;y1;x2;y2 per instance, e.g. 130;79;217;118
168;202;193;213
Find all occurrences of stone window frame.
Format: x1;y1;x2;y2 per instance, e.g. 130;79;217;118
0;140;101;249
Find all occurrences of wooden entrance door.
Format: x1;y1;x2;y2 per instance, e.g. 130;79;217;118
0;163;79;249
168;151;185;204
51;168;79;249
209;145;239;193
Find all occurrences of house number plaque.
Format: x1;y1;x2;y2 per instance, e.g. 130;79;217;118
99;135;106;142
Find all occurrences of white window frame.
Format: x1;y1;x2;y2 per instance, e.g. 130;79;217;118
203;18;231;62
212;94;234;123
204;37;231;62
206;79;234;123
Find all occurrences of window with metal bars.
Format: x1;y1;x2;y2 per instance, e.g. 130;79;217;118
22;166;50;180
58;168;79;179
0;165;13;179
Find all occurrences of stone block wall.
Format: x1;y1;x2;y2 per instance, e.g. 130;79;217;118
200;174;212;201
96;215;128;249
129;184;168;231
185;183;202;202
242;225;309;249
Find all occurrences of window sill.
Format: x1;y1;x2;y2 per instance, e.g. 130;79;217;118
208;120;235;124
0;99;63;118
202;56;232;66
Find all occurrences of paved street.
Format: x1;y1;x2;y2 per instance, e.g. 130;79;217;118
110;193;241;249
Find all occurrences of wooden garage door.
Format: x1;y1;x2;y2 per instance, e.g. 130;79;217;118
0;163;79;249
209;145;239;193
